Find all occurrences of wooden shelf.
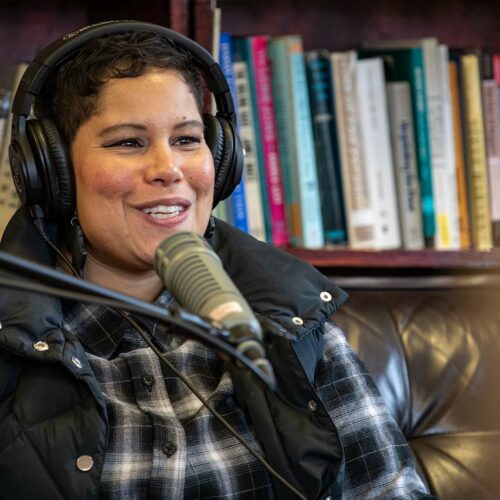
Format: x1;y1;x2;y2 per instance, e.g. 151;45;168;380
283;247;500;275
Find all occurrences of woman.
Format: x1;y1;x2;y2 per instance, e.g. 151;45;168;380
0;22;431;499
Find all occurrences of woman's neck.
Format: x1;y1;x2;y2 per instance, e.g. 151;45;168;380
82;252;163;303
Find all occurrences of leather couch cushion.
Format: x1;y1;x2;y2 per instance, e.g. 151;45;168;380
334;283;500;499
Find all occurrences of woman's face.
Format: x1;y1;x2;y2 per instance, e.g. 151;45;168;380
71;68;214;272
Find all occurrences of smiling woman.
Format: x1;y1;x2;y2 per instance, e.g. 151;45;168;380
0;21;432;500
71;68;214;298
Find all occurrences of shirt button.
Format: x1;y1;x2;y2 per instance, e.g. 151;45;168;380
76;455;94;472
33;341;49;352
162;442;177;457
141;374;155;392
307;400;317;412
71;356;83;368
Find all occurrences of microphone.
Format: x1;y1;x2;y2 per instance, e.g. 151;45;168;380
154;231;274;382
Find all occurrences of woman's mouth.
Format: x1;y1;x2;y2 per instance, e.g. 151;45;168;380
141;204;187;220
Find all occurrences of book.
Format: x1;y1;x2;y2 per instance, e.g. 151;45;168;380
492;53;500;245
456;51;493;250
219;32;249;233
232;53;267;241
0;63;26;237
242;35;289;246
386;81;425;250
355;57;401;250
438;44;461;249
481;50;500;247
448;59;472;249
359;45;436;244
305;49;347;245
331;50;376;249
269;35;324;249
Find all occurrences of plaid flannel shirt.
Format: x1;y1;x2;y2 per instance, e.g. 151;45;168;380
63;291;429;499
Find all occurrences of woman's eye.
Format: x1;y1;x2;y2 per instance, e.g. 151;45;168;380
175;135;203;147
104;138;143;148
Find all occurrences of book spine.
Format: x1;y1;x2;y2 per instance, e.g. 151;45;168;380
288;37;324;248
437;44;461;249
461;54;493;250
232;59;267;241
248;35;289;246
492;54;500;244
421;39;459;249
219;32;249;233
268;37;301;245
305;49;347;245
481;77;500;246
356;58;401;250
331;51;376;249
409;49;436;244
386;81;425;250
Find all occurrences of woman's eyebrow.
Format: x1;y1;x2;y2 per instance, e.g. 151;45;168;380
97;120;204;136
98;123;147;137
173;119;204;131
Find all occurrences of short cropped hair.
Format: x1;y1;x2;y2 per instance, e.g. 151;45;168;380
36;31;204;144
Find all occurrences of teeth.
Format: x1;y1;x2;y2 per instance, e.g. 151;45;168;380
142;205;185;218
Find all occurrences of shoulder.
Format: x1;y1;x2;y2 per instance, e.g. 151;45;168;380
209;218;348;325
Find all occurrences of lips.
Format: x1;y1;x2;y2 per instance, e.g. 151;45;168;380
141;204;186;219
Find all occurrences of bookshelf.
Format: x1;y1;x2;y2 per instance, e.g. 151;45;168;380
1;0;500;275
218;0;500;275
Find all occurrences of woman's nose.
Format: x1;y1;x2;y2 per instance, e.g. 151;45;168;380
144;141;183;185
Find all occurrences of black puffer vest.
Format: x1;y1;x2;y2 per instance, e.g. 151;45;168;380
0;209;348;499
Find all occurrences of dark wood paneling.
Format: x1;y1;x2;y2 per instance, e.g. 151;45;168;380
219;0;500;52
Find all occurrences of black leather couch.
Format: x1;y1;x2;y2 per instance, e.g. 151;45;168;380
333;274;500;500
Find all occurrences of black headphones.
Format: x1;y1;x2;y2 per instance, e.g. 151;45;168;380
8;20;244;220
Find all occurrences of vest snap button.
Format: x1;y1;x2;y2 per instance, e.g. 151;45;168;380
76;455;94;472
71;356;83;368
33;341;49;352
292;317;304;326
320;291;332;302
307;400;317;412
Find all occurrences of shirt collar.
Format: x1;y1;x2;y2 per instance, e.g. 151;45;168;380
63;289;172;359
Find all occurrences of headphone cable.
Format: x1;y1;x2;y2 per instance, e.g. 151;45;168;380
29;205;79;277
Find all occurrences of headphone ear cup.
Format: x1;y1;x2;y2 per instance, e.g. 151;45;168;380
25;118;74;219
39;118;74;218
203;113;244;206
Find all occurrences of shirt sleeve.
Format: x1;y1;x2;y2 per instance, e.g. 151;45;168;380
314;321;432;500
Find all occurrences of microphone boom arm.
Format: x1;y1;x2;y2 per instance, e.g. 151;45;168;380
0;250;276;390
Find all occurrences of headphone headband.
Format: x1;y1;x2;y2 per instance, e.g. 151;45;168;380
12;20;236;121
